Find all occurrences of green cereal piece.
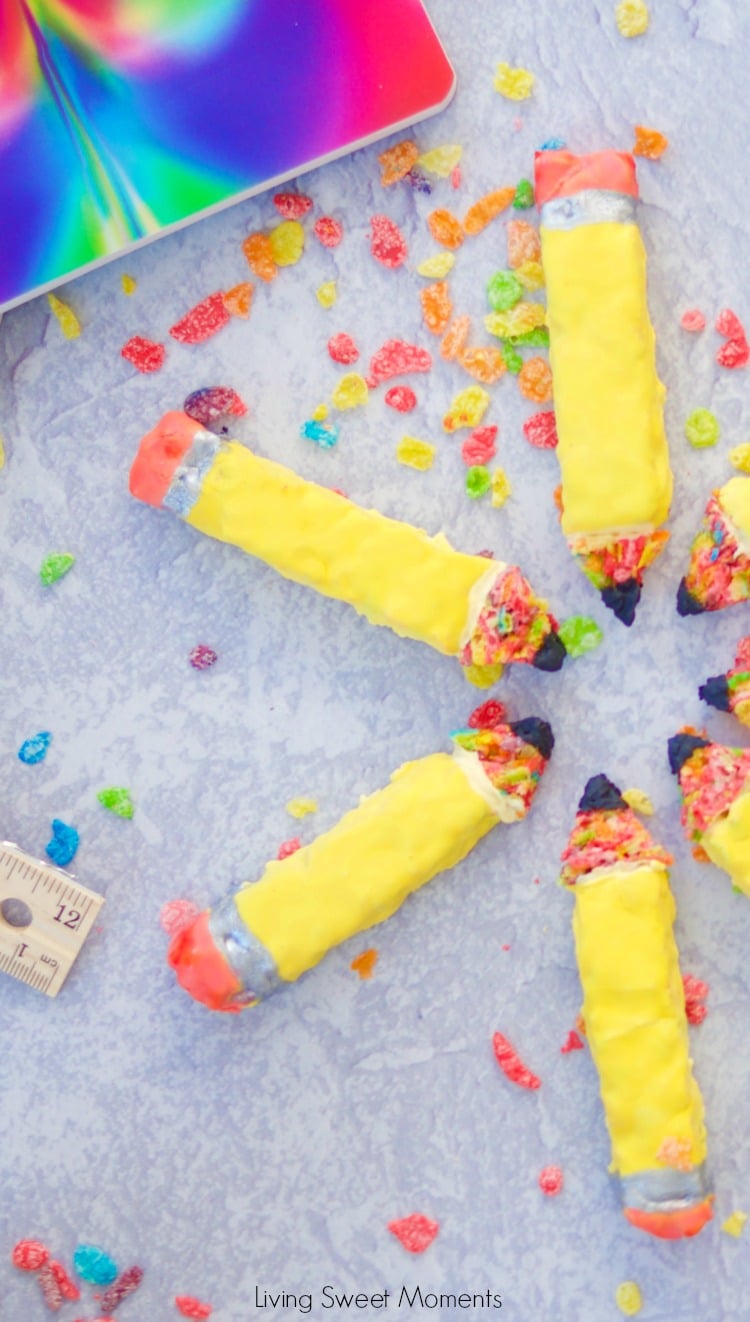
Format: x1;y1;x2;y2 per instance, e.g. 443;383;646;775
509;326;550;348
466;466;492;499
513;179;535;209
685;408;720;449
40;553;74;586
559;615;604;658
97;787;135;819
486;270;523;313
502;343;523;374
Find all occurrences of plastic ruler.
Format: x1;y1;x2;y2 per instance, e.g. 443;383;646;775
0;841;104;997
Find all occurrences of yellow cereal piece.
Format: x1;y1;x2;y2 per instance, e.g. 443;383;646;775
331;373;369;410
729;443;750;474
417;144;463;177
616;0;649;37
484;302;547;340
316;281;337;308
493;62;535;101
491;467;512;508
0;434;5;470
47;292;81;339
722;1211;748;1238
286;797;318;819
615;1281;643;1316
397;436;436;471
515;260;545;291
622;788;654;816
269;220;305;267
464;661;503;689
121;273;137;295
443;386;491;433
311;403;329;421
416;252;456;279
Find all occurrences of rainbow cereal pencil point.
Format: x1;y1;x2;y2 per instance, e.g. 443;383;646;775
167;713;554;1011
535;150;672;626
699;637;750;725
560;774;712;1239
677;477;750;616
669;731;750;896
129;412;566;682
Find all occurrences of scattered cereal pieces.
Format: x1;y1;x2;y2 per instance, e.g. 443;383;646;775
100;1265;144;1312
466;466;491;499
328;332;360;365
616;0;649;37
300;419;340;448
443;385;491;432
222;282;254;318
558;615;603;658
189;644;218;670
184;387;246;431
683;972;709;1025
121;335;166;373
268;220;305;267
176;1296;213;1319
367;339;432;386
37;1260;63;1310
387;1214;439;1254
160;898;201;937
277;837;302;860
426;208;464;249
461;425;498;467
633;125;668;159
722;1211;748;1238
513;179;535;209
286;797;317;819
490;467;512;508
385;385;417;412
331;373;369;410
523;410;558;450
416;252;456;279
351;948;378;979
487;270;523;313
729;443;750;473
560;1029;585;1053
242;232;278;282
97;787;134;819
121;273;136;295
418;144;462;177
459;346;506;385
369;214;408;268
681;309;706;332
440;315;471;361
314;216;344;248
40;552;74;586
46;819;79;868
622;787;654;815
378;140;420;186
507;220;541;268
12;1239;50;1271
420;281;453;335
463;187;515;236
485;302;546;340
685;407;719;448
492;1030;541;1089
47;292;81;339
18;731;51;765
273;192;313;220
169;292;230;345
316;281;337;308
494;62;535;100
538;1166;563;1195
518;357;553;403
73;1245;118;1286
615;1281;643;1316
468;699;506;729
397;436;435;471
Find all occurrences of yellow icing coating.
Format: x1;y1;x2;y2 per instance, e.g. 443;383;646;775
235;753;498;982
185;442;499;655
719;476;750;540
703;787;750;896
572;863;707;1177
541;221;671;537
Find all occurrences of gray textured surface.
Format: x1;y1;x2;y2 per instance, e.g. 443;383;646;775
2;1;750;1317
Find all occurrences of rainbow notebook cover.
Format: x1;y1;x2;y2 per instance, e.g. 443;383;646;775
0;0;456;313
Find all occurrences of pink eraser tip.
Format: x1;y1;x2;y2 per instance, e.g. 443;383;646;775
129;411;203;507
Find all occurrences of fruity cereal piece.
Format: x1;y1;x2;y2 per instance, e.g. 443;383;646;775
443;385;491;432
300;419;339;447
633;125;669;159
518;357;553;403
458;346;506;385
539;1166;564;1195
388;1214;439;1254
49;1260;80;1300
331;373;369;410
242;232;277;282
681;309;706;332
384;385;417;412
461;425;497;466
121;335;166;373
316;281;337;308
718;339;750;369
277;837;302;860
169;292;230;345
286;797;318;819
466;466;491;499
378;139;419;185
12;1240;50;1270
494;63;535;100
507;219;541;268
417;144;462;177
420;280;453;334
684;408;719;448
721;1212;748;1238
616;1281;643;1316
426;208;464;249
490;467;512;508
487;270;523;312
97;787;134;819
485;302;546;339
46;818;79;868
273;192;313;219
188;644;218;670
175;1297;213;1319
523;410;558;449
184;387;247;432
47;292;81;339
730;444;750;473
513;179;535;209
269;219;305;267
367;339;432;385
616;0;649;37
314;216;344;248
369;214;408;268
327;332;360;365
100;1265;144;1312
440;315;471;360
222;282;253;318
492;1030;541;1089
18;732;51;764
37;1261;63;1310
516;260;546;291
416;252;455;278
121;273;136;294
397;436;435;471
558;615;603;658
351;948;378;978
467;698;506;729
40;552;74;585
463;186;516;235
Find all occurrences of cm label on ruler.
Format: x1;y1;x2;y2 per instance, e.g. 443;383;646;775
0;842;104;997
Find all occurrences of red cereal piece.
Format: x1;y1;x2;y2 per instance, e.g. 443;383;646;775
314;216;344;248
189;644;218;670
120;335;165;374
538;1166;564;1196
367;339;432;386
222;282;254;318
277;837;302;860
387;1213;439;1254
461;425;498;466
169;292;230;345
378;140;420;186
273;192;313;219
506;219;541;268
369;214;408;268
518;357;553;403
38;1261;63;1310
49;1261;80;1301
716;308;745;339
100;1265;144;1312
492;1031;541;1089
12;1239;49;1271
468;698;506;729
175;1296;212;1319
327;332;360;365
458;345;506;384
717;338;750;369
426;208;464;249
420;280;453;334
683;972;709;1025
681;309;706;332
384;385;417;412
350;948;378;979
560;1029;585;1053
242;232;278;282
439;315;471;360
523;410;558;449
160;898;201;938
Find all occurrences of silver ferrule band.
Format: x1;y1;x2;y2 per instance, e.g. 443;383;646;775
163;429;224;518
540;189;636;231
619;1162;711;1214
208;891;283;1003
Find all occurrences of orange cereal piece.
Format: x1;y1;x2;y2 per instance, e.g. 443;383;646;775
518;356;553;403
459;346;506;385
463;187;516;235
507;219;541;269
242;232;277;282
378;139;420;185
426;208;465;250
420;281;453;335
351;948;378;979
633;125;669;159
222;282;254;318
440;315;471;360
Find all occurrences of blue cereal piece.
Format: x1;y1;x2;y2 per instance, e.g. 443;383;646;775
73;1244;118;1285
18;732;51;765
300;419;340;448
46;820;79;868
539;136;566;151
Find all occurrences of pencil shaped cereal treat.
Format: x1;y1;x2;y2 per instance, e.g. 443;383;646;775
535;150;672;625
699;637;750;726
669;731;750;895
677;478;750;615
130;413;566;684
560;775;712;1239
167;713;553;1010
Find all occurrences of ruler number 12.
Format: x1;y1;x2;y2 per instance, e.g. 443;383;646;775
54;903;82;930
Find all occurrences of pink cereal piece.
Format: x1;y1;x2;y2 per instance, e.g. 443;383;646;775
12;1240;50;1271
277;837;302;860
715;308;745;339
560;1029;585;1053
522;410;558;450
169;292;231;345
121;336;166;373
683;972;709;1025
384;385;417;412
717;338;750;369
367;339;432;386
369;214;408;268
160;899;201;937
327;332;360;365
387;1213;439;1254
189;644;218;670
461;424;498;466
314;216;344;248
539;1166;563;1196
273;192;313;219
681;308;706;333
450;164;462;189
175;1296;212;1319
